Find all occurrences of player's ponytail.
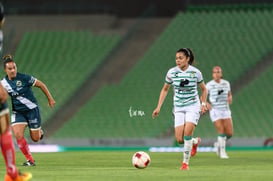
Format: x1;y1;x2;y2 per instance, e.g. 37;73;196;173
177;48;195;65
2;54;14;68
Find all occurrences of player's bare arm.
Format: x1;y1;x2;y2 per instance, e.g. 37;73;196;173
34;79;56;109
228;91;232;105
152;83;170;118
199;81;208;114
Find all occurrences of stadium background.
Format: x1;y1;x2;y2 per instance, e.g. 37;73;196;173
1;0;273;150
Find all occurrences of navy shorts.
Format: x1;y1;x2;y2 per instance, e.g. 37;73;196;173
11;107;42;130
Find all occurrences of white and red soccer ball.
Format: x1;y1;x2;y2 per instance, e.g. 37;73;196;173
132;151;151;169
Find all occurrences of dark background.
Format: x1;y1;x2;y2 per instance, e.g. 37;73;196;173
2;0;273;17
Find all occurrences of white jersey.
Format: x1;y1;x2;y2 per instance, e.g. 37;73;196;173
165;65;203;110
206;79;231;110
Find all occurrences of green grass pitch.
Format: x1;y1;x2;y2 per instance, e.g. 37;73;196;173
0;150;272;181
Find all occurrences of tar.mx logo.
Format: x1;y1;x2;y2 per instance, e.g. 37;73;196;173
128;106;145;118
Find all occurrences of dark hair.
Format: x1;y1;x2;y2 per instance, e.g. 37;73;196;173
3;54;14;69
176;48;195;65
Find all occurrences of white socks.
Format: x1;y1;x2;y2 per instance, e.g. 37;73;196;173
183;139;193;164
218;136;226;153
218;136;229;159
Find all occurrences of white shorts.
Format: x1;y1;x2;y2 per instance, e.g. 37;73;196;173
209;108;231;122
174;111;200;127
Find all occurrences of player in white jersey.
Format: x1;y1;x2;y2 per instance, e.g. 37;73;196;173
206;66;233;159
152;48;207;170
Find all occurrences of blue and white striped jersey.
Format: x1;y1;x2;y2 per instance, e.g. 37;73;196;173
1;72;38;112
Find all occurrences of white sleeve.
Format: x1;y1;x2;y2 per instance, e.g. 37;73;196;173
197;69;203;83
165;69;173;84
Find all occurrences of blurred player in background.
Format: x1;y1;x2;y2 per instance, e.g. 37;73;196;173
0;2;5;56
1;55;55;166
0;4;32;180
206;66;233;159
0;78;32;180
152;48;207;170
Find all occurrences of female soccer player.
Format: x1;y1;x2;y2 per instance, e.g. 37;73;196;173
0;80;32;181
206;66;233;159
1;55;56;166
152;48;207;170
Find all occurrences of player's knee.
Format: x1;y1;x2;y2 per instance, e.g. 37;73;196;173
30;129;41;142
31;135;40;142
13;132;24;140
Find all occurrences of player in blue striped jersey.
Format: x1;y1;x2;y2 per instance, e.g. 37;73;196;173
152;48;207;170
1;55;55;166
206;66;233;159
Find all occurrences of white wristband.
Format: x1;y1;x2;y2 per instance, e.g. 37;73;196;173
201;102;206;106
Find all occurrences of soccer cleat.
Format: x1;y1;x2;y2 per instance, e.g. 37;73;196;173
214;142;220;156
22;160;36;166
220;152;229;159
40;129;44;140
180;162;189;170
5;172;32;181
191;137;201;157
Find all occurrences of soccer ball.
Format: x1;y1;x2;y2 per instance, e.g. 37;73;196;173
132;151;151;169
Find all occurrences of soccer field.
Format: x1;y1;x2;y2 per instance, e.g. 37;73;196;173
0;150;272;181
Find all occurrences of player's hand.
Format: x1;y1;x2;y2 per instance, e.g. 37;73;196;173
201;103;208;114
48;98;56;109
206;102;212;110
152;108;160;119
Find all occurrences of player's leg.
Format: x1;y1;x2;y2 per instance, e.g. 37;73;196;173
185;110;201;157
220;118;233;158
12;124;35;166
213;120;221;156
29;107;43;142
181;122;196;170
174;112;185;144
11;112;35;166
181;109;200;170
29;129;41;142
223;118;233;139
1;111;33;181
174;125;185;144
210;109;225;157
214;120;229;158
217;111;232;159
0;109;18;180
174;112;189;170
